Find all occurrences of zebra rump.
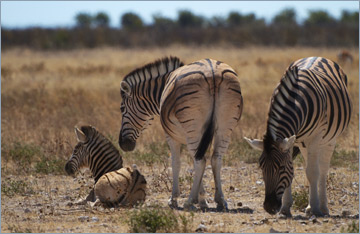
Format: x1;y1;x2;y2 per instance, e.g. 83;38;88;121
94;166;147;207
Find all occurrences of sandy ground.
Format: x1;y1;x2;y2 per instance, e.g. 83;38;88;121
1;161;359;233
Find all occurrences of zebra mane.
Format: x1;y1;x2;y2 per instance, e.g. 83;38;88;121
265;65;299;149
122;56;184;85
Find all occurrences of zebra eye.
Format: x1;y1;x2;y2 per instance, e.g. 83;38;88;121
120;106;125;113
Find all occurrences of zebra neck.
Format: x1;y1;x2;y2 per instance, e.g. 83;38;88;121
123;57;184;116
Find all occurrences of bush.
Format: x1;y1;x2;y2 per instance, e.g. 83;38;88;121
225;139;259;165
35;158;64;174
331;146;358;170
1;178;34;197
127;205;194;233
292;188;308;211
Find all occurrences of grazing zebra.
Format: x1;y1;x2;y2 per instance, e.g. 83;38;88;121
65;125;123;202
119;57;243;211
245;57;352;217
94;166;147;207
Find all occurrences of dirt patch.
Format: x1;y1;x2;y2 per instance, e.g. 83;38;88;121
2;162;358;233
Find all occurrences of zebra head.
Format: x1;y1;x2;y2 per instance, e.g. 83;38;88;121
119;81;154;152
244;134;296;215
65;126;94;177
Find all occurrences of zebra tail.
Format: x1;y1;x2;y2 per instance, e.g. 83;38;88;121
194;111;215;161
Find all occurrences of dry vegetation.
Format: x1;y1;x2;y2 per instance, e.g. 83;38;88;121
1;46;359;233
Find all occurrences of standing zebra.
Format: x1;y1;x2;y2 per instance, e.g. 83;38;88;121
245;57;352;217
119;57;243;211
65;125;123;202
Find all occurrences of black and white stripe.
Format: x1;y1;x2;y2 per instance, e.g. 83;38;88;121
245;57;352;217
65;125;123;183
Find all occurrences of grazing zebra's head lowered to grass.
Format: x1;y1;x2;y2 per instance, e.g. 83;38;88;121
119;56;184;152
245;57;351;217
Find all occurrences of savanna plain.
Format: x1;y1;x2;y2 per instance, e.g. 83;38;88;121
1;46;359;233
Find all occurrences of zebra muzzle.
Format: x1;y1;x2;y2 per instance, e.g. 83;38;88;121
263;192;282;215
118;135;136;152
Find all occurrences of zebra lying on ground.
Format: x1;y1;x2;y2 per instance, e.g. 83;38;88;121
245;57;352;217
118;57;243;211
65;125;146;207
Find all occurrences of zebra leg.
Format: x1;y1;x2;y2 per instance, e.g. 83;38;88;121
318;142;335;215
305;146;322;216
196;180;209;210
280;185;293;217
211;153;228;211
184;157;206;211
167;139;181;209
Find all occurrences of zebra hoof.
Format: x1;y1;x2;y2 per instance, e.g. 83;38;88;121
279;209;292;218
168;198;178;209
199;199;209;210
216;201;228;212
184;201;197;211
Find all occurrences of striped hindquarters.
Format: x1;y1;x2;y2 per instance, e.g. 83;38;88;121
94;167;147;207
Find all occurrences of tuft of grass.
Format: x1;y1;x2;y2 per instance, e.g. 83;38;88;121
292;188;308;211
225;139;259;165
5;142;42;172
1;178;34;197
331;146;358;171
123;141;169;166
35;158;64;174
127;204;194;233
7;225;32;233
341;221;359;233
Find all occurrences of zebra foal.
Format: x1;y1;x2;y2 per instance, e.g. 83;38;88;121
245;57;352;217
119;57;243;211
65;125;146;207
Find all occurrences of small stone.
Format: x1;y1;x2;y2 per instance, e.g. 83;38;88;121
237;202;243;207
229;186;235;191
196;224;207;233
24;208;31;213
269;228;279;233
329;200;335;205
78;216;89;222
110;208;115;212
91;217;99;222
256;180;263;185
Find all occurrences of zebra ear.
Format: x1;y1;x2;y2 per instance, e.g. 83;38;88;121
120;81;132;96
279;135;296;153
244;137;263;151
75;127;87;143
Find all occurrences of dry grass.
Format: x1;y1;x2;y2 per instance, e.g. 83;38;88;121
1;46;359;232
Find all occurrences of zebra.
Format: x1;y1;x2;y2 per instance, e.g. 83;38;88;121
65;125;123;202
245;57;352;217
119;57;243;211
94;166;147;207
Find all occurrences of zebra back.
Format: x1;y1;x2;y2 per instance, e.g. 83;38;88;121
266;57;351;144
65;125;123;182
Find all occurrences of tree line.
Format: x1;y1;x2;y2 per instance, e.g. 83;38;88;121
2;8;358;49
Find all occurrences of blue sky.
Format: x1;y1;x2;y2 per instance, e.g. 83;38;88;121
1;1;359;28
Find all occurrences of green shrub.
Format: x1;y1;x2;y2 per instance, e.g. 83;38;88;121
123;141;169;166
6;142;42;172
225;140;259;165
331;146;358;170
35;158;64;174
292;188;308;210
127;205;194;233
1;178;34;197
